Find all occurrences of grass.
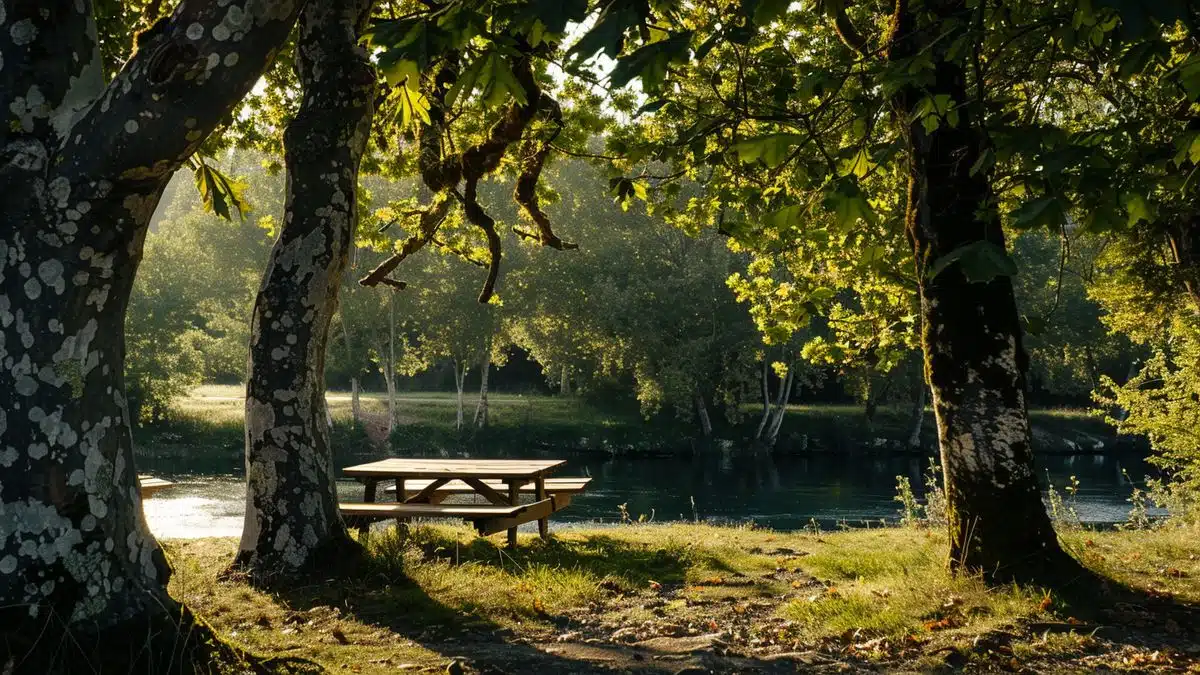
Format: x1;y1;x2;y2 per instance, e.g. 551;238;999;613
163;522;1200;674
142;385;1113;459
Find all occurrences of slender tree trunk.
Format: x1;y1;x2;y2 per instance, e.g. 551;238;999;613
888;0;1076;582
560;364;571;396
695;392;713;437
236;0;377;579
907;382;927;450
755;360;772;440
766;368;794;446
387;293;397;434
454;361;467;431
340;314;361;424
474;348;491;429
0;0;301;659
863;372;879;432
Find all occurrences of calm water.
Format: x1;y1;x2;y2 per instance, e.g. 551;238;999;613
137;444;1160;539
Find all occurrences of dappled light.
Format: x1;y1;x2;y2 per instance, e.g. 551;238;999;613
5;0;1200;672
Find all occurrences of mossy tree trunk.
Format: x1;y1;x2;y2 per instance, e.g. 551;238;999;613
0;0;300;659
888;0;1077;583
236;0;377;580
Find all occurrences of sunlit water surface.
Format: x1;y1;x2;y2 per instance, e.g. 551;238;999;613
138;446;1160;539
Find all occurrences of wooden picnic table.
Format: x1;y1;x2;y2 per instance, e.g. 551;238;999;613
342;458;568;547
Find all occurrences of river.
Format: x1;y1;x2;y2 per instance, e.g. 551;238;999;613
137;446;1159;539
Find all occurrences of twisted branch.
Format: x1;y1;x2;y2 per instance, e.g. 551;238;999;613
361;42;577;301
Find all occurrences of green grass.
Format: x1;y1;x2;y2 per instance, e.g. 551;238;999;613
145;385;1113;459
164;522;1200;674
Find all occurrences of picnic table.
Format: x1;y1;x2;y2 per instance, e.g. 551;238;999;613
339;458;589;547
138;475;174;498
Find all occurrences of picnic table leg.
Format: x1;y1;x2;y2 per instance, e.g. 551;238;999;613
535;476;548;540
358;478;379;543
507;480;519;549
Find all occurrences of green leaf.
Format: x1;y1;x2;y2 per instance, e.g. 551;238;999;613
733;133;805;168
637;99;669;115
397;86;431;132
1009;197;1068;231
566;0;643;66
1121;192;1153;225
927;241;1017;284
610;30;693;91
192;160;250;222
822;179;876;230
840;147;873;179
477;51;528;109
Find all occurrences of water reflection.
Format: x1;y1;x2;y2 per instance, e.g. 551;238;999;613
137;446;1158;539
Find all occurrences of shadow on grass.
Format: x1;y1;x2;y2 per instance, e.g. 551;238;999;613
261;526;795;674
1046;564;1200;655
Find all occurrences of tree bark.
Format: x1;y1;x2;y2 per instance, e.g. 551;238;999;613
695;392;713;437
0;0;301;654
888;0;1077;582
474;346;491;429
236;0;377;580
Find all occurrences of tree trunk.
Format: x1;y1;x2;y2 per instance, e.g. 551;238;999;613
888;0;1077;582
863;372;879;432
559;364;571;396
907;382;927;450
0;0;301;658
340;314;361;424
695;392;713;437
454;361;467;431
766;368;794;446
350;377;362;424
236;0;377;580
386;293;397;435
474;348;491;429
755;360;772;440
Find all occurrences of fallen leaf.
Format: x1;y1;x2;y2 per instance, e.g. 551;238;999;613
649;580;662;591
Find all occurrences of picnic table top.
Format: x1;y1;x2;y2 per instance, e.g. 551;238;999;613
342;458;567;480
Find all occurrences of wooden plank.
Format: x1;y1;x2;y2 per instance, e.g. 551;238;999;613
383;477;592;495
461;477;509;505
339;502;527;519
405;477;449;503
343;458;567;479
475;498;556;537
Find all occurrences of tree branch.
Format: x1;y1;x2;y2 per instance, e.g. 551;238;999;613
58;0;305;186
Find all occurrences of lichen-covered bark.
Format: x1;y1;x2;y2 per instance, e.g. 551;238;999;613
237;0;376;578
889;0;1077;582
0;0;301;638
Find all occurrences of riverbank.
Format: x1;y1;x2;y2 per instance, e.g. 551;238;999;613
139;385;1128;462
168;523;1200;673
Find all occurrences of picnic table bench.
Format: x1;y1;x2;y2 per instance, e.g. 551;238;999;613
340;458;587;547
138;475;174;498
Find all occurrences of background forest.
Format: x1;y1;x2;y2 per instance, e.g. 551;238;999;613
130;151;1137;444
